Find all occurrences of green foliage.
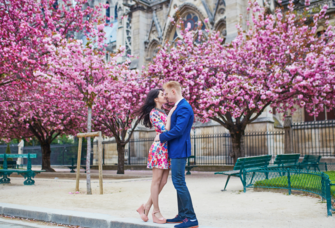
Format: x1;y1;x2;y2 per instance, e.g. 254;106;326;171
24;138;40;146
0;139;20;145
325;171;335;180
310;6;321;14
51;135;75;145
5;144;13;161
23;135;75;146
326;171;335;198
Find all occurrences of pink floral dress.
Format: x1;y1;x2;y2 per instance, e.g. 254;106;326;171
147;108;171;169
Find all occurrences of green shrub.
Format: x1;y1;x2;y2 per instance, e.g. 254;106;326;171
5;144;13;162
254;171;335;198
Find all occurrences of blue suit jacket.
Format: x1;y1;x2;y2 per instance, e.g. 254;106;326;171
159;99;194;159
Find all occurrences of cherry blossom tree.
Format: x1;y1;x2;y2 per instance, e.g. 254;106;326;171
45;20;124;190
0;0;103;101
146;0;335;162
93;67;147;174
0;0;111;190
0;78;86;172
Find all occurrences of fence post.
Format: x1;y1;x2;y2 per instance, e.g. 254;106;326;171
128;142;131;165
287;169;291;195
193;129;197;165
103;144;105;165
284;116;293;154
325;179;333;217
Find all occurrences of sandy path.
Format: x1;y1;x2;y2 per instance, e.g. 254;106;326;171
0;171;333;228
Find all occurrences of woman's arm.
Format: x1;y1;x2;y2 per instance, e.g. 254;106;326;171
159;106;193;142
165;106;176;131
150;110;167;132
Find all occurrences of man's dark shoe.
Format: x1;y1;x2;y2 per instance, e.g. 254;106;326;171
174;218;199;228
166;215;184;223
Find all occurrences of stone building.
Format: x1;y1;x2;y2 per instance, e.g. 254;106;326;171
80;0;335;131
65;0;335;164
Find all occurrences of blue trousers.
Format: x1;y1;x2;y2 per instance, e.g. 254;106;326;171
171;158;197;220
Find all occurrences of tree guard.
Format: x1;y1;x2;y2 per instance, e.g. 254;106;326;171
75;131;104;195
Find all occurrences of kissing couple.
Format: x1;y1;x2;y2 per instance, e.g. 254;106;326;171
136;81;198;228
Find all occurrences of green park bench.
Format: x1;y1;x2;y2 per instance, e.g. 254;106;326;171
214;155;272;192
185;155;197;175
0;153;45;185
298;155;322;171
68;157;87;173
268;154;300;169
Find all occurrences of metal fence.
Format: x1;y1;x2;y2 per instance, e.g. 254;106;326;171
0;144;18;154
2;119;335;167
292;120;335;157
102;131;285;166
20;144;93;166
0;144;19;161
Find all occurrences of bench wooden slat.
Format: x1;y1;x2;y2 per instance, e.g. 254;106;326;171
270;154;300;169
233;155;272;170
215;170;240;176
274;157;300;163
0;154;37;159
0;169;45;172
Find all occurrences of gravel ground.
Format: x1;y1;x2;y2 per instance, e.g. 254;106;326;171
0;170;334;228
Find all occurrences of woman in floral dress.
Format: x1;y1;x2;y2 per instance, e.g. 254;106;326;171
136;89;176;224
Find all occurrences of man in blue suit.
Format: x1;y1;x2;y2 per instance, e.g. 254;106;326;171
154;81;198;228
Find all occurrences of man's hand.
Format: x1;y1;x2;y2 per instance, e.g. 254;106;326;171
154;133;161;142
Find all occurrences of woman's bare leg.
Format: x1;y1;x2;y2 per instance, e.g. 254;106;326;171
145;169;170;217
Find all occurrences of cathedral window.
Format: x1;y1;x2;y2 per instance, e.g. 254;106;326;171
183;13;206;31
106;1;110;23
53;0;58;10
115;5;118;19
126;16;132;55
305;108;335;122
172;13;206;43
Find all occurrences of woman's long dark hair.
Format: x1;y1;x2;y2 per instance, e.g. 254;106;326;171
137;89;162;128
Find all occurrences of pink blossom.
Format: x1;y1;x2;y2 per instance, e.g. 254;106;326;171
97;24;105;31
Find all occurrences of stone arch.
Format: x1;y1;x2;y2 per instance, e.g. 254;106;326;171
107;1;116;21
164;3;208;42
214;18;227;43
146;39;160;61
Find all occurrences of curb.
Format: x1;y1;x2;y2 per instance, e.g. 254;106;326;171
0;203;216;228
0;217;59;228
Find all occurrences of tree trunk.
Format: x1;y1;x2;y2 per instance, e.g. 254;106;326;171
86;107;92;195
41;143;55;172
229;131;245;164
117;143;125;174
